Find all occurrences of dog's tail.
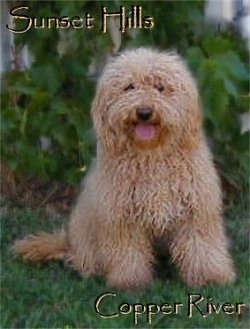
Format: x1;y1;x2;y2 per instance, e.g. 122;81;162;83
12;229;70;262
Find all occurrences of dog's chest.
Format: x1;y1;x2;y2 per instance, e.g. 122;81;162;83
99;160;195;226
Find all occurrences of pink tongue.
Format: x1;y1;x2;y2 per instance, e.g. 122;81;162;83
135;123;156;141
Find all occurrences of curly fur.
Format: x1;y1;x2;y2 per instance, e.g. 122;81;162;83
13;48;235;290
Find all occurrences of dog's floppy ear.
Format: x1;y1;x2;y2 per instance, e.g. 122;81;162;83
181;97;203;152
91;88;105;136
91;87;118;155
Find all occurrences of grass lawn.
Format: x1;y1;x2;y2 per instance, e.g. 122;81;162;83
1;193;249;329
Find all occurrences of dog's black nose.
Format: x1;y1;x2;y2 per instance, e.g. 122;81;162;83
136;107;153;121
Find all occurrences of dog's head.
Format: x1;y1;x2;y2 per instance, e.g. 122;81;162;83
91;48;202;155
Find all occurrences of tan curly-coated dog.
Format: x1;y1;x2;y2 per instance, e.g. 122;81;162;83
13;48;235;290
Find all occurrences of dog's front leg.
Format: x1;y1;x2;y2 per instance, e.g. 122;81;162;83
99;222;155;291
168;215;236;287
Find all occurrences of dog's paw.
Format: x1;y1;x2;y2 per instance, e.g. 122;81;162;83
106;266;154;291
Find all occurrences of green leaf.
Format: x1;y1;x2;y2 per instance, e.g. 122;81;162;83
202;37;232;55
222;77;238;97
215;51;248;81
30;63;64;94
28;91;51;113
185;47;204;74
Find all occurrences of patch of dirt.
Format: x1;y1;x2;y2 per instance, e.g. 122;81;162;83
1;162;78;214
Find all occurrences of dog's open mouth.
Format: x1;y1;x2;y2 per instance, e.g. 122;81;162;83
134;122;158;141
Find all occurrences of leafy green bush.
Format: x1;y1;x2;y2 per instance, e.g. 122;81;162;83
186;35;249;188
1;1;249;187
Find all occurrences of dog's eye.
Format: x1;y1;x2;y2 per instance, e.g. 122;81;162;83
123;83;135;91
154;83;164;93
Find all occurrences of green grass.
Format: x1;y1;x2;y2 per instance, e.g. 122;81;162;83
1;194;249;329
